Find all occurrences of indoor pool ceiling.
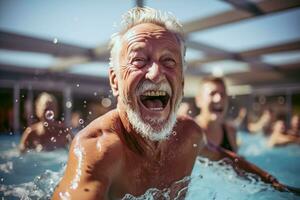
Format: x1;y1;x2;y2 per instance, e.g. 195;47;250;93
0;0;300;96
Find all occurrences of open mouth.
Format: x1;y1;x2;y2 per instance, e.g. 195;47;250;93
211;106;224;113
140;90;170;111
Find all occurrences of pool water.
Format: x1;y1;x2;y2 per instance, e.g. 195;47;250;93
0;132;299;200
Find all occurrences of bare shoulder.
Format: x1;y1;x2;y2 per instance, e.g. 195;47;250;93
70;109;124;172
176;115;204;143
176;115;202;134
52;110;123;199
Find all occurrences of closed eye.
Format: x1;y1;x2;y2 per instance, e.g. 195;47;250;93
131;57;147;68
162;58;176;67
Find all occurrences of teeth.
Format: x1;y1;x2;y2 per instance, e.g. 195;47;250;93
143;90;166;96
150;107;163;111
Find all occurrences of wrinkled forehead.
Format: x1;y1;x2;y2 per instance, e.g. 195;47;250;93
122;23;181;49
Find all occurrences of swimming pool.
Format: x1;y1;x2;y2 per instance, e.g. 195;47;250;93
0;132;299;199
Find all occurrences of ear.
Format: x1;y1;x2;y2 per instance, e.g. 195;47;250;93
109;67;119;96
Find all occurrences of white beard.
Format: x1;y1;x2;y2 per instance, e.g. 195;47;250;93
126;105;177;141
120;80;182;141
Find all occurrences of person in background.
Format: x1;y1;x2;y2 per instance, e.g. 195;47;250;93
19;92;72;153
288;113;300;136
195;76;238;152
231;107;247;130
267;115;300;147
53;7;286;200
248;108;274;135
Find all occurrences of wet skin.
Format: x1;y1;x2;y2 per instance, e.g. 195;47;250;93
195;81;238;152
52;23;203;199
52;23;285;200
52;110;204;199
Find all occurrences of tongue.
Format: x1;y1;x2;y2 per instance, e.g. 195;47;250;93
144;99;163;109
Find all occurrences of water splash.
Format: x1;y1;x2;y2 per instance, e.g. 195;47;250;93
53;38;58;44
101;98;112;108
66;101;72;109
78;119;84;125
45;110;55;120
70;137;84;190
50;137;56;143
0;161;13;173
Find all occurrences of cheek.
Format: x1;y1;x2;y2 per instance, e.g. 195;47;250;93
120;68;144;94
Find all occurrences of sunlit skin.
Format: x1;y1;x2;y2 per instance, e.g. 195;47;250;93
19;96;72;153
195;81;238;152
268;119;300;147
52;23;286;200
53;23;203;199
117;23;183;125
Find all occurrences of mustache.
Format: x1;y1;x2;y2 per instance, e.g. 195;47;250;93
136;80;172;96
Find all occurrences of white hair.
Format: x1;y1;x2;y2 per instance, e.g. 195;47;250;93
109;6;186;71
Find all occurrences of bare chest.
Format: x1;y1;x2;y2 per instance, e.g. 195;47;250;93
110;143;198;199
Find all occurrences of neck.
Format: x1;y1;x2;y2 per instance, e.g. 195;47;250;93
117;104;164;157
196;114;222;130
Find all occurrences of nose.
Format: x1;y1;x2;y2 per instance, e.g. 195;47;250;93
145;62;165;83
212;93;222;103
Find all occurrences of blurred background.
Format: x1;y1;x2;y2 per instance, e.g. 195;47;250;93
0;0;300;133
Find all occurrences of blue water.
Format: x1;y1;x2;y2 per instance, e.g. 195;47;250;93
0;132;299;199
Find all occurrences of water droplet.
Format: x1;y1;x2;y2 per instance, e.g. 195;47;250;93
193;143;198;147
79;119;84;124
45;110;55;120
101;98;112;108
76;83;80;87
88;111;92;115
53;38;58;44
43;122;48;127
51;137;56;143
66;101;72;108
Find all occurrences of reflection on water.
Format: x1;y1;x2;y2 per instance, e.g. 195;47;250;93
0;133;300;199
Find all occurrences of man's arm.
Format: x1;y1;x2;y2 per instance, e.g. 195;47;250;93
52;131;123;200
199;142;286;191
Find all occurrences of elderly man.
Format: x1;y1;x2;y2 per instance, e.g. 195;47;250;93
52;7;285;200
